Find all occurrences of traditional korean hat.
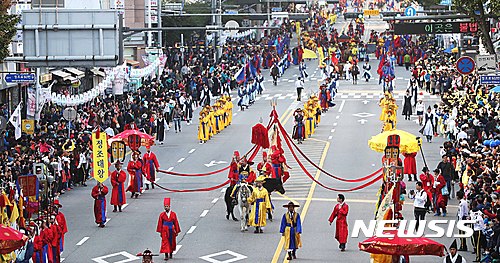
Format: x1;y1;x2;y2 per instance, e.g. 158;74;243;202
137;249;158;257
163;198;171;206
52;199;62;208
283;201;300;208
449;240;457;250
114;160;123;165
234;151;240;158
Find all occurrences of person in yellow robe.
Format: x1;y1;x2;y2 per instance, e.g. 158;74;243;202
280;202;302;260
198;112;210;144
312;97;321;125
306;102;316;134
303;107;312;138
207;106;215;138
226;95;233;125
213;103;223;134
248;176;271;233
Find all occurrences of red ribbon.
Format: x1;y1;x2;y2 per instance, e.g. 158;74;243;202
153;180;230;193
277;121;382;182
279;122;383;192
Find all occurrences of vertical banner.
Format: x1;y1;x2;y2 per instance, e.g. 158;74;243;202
92;131;109;183
27;87;36;117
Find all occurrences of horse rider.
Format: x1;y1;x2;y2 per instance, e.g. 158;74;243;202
230;157;256;199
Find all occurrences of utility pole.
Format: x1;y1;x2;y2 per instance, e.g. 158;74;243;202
211;0;217;62
147;0;152;47
267;0;271;36
158;0;163;48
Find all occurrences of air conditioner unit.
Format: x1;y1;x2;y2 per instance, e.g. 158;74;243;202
12;42;23;55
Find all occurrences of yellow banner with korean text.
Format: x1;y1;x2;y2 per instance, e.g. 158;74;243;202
92;131;109;183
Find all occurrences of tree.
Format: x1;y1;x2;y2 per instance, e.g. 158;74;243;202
453;0;499;54
0;1;20;61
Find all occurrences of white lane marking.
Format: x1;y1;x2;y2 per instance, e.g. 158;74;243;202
330;129;335;133
233;113;238;116
333;123;337;126
76;237;90;246
61;258;65;262
336;116;340;119
200;210;209;217
328;136;333;140
122;204;128;209
338;99;346;112
221;188;227;193
187;226;197;234
155;178;161;183
177;158;185;163
173;245;182;255
92;251;139;263
189;149;196;154
211;198;219;204
167;167;174;171
104;218;111;225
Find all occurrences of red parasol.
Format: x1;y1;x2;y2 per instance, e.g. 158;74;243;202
359;230;445;257
108;129;155;149
0;225;28;254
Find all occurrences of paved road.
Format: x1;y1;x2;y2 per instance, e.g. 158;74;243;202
57;18;476;263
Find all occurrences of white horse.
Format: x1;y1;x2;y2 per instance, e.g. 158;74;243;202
237;182;252;232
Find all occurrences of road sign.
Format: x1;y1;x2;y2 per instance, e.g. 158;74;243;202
63;107;77;121
271;7;282;12
363;9;380;16
480;75;500;85
5;73;36;83
22;119;34;135
456;56;476;75
476;54;498;73
404;6;416;16
164;3;182;11
394;21;477;35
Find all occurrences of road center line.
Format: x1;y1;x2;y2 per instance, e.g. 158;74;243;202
333;123;337;126
122;204;128;209
330;129;335;133
328;136;333;140
76;237;89;246
188;149;196;154
338;99;346;113
200;210;209;217
167;167;174;171
272;141;331;263
187;226;197;234
211;198;219;204
173;245;182;255
177;158;185;163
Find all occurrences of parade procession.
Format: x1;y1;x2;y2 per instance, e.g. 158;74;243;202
0;0;500;262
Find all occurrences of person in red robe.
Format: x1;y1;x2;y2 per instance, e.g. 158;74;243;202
328;194;349;251
156;198;181;261
32;221;45;263
228;151;240;186
143;146;160;190
257;151;273;177
111;160;127;212
40;220;53;263
127;151;143;199
91;182;108;228
403;152;417;181
52;200;67;254
432;168;448;216
48;215;61;263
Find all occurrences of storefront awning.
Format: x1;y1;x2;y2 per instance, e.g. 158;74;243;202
90;68;105;78
51;70;72;81
64;67;85;78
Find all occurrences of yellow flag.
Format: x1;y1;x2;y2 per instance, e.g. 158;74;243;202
92;131;109;183
10;202;19;224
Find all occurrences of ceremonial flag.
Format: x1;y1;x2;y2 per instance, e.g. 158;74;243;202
9;102;22;140
234;66;246;85
92;131;109;183
249;60;257;78
375;185;394;221
302;48;318;59
377;55;386;76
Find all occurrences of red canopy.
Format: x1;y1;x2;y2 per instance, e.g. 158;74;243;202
108;129;155;148
0;225;28;254
359;230;445;257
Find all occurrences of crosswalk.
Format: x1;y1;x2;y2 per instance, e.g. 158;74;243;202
279;138;328;200
230;91;440;102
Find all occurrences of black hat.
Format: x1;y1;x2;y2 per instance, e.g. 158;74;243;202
338;194;345;201
283;201;300;208
449;240;457;250
422;167;429;172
